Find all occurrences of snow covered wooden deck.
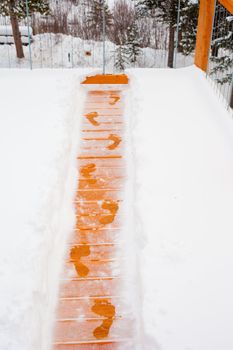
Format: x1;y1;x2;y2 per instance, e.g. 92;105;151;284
53;75;134;350
3;67;233;350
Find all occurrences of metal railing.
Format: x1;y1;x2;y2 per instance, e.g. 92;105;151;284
207;0;233;109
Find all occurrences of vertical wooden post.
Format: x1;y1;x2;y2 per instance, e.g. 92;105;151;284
194;0;215;72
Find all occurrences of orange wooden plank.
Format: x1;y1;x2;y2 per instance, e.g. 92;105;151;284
54;318;132;342
56;297;128;320
219;0;233;13
53;82;132;349
69;228;121;245
54;341;127;350
82;75;128;85
59;278;121;299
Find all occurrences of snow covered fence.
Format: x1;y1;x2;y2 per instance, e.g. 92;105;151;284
0;25;33;37
206;0;233;109
0;25;33;45
0;0;198;70
0;35;32;45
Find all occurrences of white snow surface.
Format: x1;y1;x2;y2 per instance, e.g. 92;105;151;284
0;69;88;350
0;25;33;37
1;66;233;350
128;66;233;350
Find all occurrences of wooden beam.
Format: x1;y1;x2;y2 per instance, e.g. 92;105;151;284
82;74;129;85
194;0;216;72
219;0;233;14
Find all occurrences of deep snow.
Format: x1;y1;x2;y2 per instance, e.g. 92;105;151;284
0;69;88;350
0;66;233;350
129;66;233;350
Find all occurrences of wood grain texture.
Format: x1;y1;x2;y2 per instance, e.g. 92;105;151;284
52;77;134;350
219;0;233;14
195;0;216;72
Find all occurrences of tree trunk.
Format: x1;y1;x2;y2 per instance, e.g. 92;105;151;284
230;86;233;109
211;43;219;58
168;23;175;68
9;0;24;59
178;30;183;53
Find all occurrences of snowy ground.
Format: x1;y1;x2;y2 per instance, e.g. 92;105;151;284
0;69;88;350
129;66;233;350
1;66;233;350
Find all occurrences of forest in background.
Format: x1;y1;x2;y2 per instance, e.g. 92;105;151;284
0;0;232;92
0;0;199;68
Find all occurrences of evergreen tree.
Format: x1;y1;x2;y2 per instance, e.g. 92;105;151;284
0;0;49;58
179;1;199;56
211;44;233;85
87;0;113;41
125;21;141;64
114;41;129;71
110;0;135;45
210;4;233;107
135;0;198;67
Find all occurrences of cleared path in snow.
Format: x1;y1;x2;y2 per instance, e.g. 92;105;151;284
53;75;136;350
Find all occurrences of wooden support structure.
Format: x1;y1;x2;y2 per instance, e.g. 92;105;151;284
194;0;216;72
195;0;233;72
219;0;233;13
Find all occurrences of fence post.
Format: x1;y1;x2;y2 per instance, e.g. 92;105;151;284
194;0;216;72
174;0;181;68
228;74;233;109
102;0;106;75
26;0;32;70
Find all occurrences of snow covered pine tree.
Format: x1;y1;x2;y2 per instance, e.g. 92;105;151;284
179;1;199;56
125;21;141;65
0;0;49;58
136;0;199;67
210;3;233;107
114;41;129;71
87;0;113;41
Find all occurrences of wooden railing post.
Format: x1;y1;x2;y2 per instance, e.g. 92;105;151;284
195;0;233;72
194;0;216;72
